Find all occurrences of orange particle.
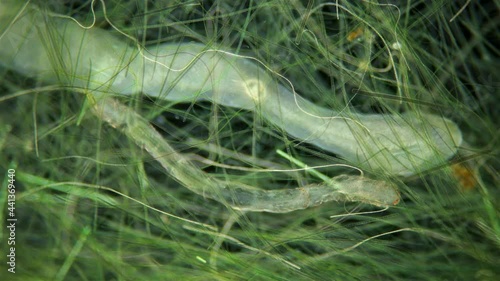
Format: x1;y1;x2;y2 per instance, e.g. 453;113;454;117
392;197;400;206
347;27;364;42
451;163;477;191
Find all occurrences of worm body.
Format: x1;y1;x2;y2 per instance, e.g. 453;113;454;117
0;2;462;177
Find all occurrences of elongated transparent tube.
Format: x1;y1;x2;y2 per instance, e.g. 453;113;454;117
0;1;401;212
93;97;400;212
0;2;462;176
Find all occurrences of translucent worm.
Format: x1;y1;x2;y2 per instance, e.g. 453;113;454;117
0;2;462;176
0;1;402;211
92;97;400;212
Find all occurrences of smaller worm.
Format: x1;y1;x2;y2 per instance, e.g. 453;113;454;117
93;97;400;212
